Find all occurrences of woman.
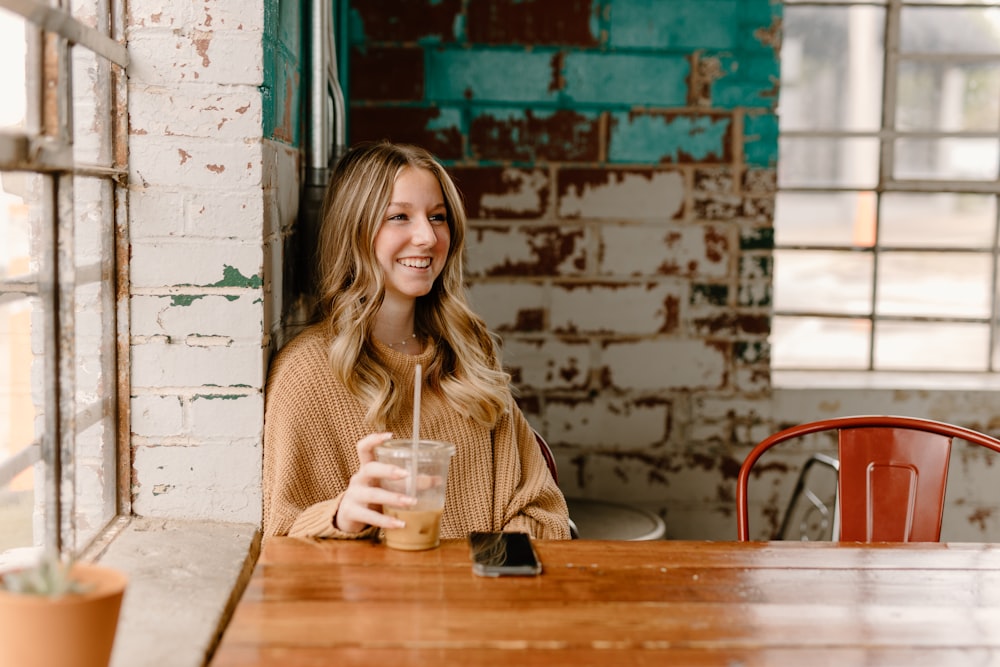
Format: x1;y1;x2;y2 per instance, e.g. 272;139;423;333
263;141;570;540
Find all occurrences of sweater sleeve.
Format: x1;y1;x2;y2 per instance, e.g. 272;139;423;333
494;406;572;540
262;330;377;541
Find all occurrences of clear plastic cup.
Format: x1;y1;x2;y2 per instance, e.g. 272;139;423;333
375;439;455;550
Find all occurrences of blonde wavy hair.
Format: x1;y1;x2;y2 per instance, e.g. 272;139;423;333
316;141;512;430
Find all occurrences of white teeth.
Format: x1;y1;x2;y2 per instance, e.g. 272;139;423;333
399;258;431;269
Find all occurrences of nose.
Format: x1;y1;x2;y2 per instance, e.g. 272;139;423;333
411;216;437;246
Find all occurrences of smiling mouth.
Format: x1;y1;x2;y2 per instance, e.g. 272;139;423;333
398;258;431;269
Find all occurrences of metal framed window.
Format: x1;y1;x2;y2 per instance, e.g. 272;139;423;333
773;0;1000;373
0;0;127;561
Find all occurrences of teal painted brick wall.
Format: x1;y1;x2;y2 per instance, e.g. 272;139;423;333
344;0;782;540
262;0;303;144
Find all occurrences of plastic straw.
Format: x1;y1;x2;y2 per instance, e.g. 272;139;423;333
408;364;422;497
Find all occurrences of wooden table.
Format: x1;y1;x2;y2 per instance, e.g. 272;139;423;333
210;537;1000;666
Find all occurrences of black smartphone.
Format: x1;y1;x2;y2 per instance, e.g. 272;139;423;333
468;531;542;577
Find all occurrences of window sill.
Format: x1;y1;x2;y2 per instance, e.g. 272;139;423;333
92;516;260;667
773;370;1000;392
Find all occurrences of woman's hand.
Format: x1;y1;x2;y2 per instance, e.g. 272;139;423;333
334;432;417;534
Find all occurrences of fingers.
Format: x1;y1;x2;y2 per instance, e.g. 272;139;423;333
356;431;394;466
338;482;417;532
335;436;416;534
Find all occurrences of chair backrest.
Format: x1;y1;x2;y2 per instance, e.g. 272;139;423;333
737;415;1000;542
533;430;559;484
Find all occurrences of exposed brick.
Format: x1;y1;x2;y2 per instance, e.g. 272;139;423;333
545;396;672;449
466;224;588;277
690;312;769;337
350;107;463;160
189;393;264;438
692;193;743;221
426;48;558;103
738;281;771;307
131;395;184;437
470;108;601;162
734;341;770;365
601;339;727;391
466;0;599;46
601;224;731;279
609;111;732;163
694;167;736;195
132;441;262;522
740;255;772;281
468;282;548;333
129;135;261;189
348;106;463;160
130;85;262;140
608;0;741;50
349;0;461;43
558;168;685;220
450;167;550;219
128;31;264;86
131;341;264;389
740;226;774;251
550;282;683;335
691;284;728;307
131;294;263;339
350;46;424;101
743;166;777;193
130;240;262;289
503;338;592;391
562;51;689;106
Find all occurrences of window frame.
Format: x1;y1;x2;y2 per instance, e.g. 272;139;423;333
774;0;1000;374
0;0;128;557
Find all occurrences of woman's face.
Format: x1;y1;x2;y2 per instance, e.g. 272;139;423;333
374;166;451;307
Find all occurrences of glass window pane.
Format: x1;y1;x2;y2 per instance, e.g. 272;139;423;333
874;321;989;370
0;9;27;132
776;191;877;246
0;293;39;555
877;251;993;317
71;176;116;550
779;137;880;188
772;316;872;370
880;192;996;248
901;7;1000;55
775;250;874;315
893;137;1000;180
780;6;885;132
897;60;1000;132
2;169;42;555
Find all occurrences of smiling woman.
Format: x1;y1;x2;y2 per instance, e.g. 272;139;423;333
262;141;572;544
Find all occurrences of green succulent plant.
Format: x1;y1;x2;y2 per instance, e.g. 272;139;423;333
0;552;93;597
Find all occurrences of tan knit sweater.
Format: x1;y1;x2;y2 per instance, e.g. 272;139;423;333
262;323;571;540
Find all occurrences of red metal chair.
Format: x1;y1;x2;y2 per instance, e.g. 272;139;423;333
737;415;1000;542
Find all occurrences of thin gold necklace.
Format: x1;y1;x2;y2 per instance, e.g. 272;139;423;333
385;333;417;349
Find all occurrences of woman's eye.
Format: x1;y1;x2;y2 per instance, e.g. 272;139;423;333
430;214;447;224
388;213;407;222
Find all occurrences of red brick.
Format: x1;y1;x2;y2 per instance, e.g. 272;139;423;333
348;106;463;160
466;0;599;46
350;0;462;43
466;224;588;277
470;109;601;162
449;166;550;219
349;46;424;101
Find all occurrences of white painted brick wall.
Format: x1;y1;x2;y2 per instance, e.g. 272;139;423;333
126;0;280;524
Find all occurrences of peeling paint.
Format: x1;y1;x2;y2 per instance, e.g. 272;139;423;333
170;294;206;307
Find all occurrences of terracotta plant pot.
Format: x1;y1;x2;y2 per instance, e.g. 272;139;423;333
0;562;127;667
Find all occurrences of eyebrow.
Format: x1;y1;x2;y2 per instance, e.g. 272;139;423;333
387;201;447;210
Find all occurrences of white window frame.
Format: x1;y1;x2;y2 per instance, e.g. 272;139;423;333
774;0;1000;376
0;0;128;558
